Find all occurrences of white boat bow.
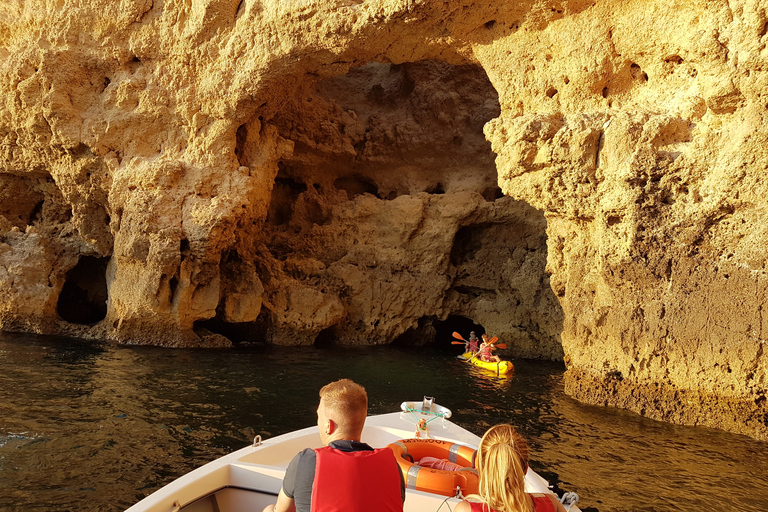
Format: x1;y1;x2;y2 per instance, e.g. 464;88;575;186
126;399;580;512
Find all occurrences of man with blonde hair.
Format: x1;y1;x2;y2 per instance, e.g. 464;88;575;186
263;379;404;512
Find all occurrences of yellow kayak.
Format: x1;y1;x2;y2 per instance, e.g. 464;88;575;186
460;352;514;375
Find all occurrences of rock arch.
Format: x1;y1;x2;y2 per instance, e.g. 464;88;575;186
1;0;767;439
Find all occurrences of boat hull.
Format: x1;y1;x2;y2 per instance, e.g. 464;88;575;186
127;409;575;512
460;352;514;375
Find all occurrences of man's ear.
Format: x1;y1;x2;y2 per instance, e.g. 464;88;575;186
326;419;337;435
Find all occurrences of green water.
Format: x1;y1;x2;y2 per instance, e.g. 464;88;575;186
0;332;765;511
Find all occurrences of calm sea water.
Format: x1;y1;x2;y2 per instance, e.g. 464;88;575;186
0;332;766;512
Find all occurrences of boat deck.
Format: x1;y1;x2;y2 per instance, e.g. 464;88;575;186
127;410;578;512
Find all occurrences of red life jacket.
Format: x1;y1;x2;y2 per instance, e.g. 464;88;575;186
468;495;556;512
311;446;403;512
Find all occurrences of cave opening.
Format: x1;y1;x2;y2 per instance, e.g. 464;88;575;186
229;58;562;357
56;256;109;325
393;315;486;349
314;326;336;347
434;315;486;348
193;317;266;345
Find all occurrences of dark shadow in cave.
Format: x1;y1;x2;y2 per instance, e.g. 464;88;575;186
434;315;485;348
394;315;485;350
314;326;337;347
334;175;380;200
193;317;267;345
266;167;308;227
392;316;438;347
57;256;109;325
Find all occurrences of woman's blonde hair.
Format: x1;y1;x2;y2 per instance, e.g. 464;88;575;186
465;424;532;512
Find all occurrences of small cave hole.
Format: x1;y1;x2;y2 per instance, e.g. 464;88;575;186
127;55;142;73
169;275;179;299
180;238;191;263
235;123;248;166
333;175;379;200
267;170;308;226
194;317;263;345
426;182;445;195
368;83;385;104
481;187;504;202
601;87;609;98
56;256;109;325
484;20;496;30
314;326;337;347
665;55;684;65
546;87;558;98
28;200;44;225
276;175;309;193
450;224;488;266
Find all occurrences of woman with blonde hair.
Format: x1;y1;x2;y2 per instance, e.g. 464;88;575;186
455;424;567;512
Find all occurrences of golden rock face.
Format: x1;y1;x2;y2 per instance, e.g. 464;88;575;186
1;1;766;438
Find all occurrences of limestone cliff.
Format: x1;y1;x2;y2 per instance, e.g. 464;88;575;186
0;0;766;440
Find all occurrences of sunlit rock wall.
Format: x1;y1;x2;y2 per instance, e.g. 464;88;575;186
478;1;768;440
0;0;766;438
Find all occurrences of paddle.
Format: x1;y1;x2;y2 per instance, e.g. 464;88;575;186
454;340;507;348
453;333;507;349
483;336;507;349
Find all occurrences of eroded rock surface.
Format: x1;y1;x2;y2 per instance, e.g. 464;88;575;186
1;0;766;439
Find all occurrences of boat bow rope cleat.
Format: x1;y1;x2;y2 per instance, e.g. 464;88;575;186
560;491;580;510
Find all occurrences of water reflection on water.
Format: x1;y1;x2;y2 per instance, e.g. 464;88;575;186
0;332;766;512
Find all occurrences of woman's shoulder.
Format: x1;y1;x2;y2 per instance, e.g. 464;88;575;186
454;500;471;512
455;500;493;512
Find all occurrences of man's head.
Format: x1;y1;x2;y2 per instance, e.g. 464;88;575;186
316;379;368;445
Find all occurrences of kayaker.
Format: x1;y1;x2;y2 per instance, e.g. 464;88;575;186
466;331;480;352
477;340;500;362
262;379;405;512
455;424;567;512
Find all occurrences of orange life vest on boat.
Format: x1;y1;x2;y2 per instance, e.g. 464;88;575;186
311;446;403;512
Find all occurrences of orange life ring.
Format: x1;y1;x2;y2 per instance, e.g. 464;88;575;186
387;438;479;497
